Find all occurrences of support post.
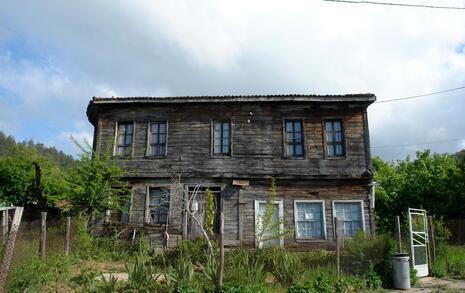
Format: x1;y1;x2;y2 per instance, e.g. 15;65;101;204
0;207;24;293
182;193;188;239
428;216;436;263
335;217;340;280
238;190;243;247
64;215;71;256
39;211;47;258
218;212;224;287
396;215;402;253
1;211;8;244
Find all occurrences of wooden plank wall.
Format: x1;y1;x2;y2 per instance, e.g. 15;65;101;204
96;102;370;179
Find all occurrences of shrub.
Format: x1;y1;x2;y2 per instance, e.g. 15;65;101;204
219;282;271;293
432;245;465;278
341;231;395;287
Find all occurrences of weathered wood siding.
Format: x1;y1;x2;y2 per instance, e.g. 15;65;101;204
95;102;370;179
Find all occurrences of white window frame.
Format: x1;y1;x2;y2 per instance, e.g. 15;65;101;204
254;200;284;247
145;121;168;157
113;121;136;157
293;200;327;240
332;200;366;237
145;185;172;225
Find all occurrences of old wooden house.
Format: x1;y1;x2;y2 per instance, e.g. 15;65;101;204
86;94;376;249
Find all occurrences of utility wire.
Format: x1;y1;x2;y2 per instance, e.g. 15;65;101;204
373;85;465;104
322;0;465;10
372;138;465;148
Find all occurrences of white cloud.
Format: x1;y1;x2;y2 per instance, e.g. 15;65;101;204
0;0;465;158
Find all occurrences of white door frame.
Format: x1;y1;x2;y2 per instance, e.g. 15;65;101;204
254;200;284;247
408;208;429;277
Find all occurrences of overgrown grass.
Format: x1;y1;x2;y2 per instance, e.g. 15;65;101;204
432;245;465;278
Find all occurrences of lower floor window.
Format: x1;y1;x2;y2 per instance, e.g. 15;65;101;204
294;201;325;239
333;201;364;237
148;187;170;224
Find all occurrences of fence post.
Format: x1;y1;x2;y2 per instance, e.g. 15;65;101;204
218;212;224;287
396;215;402;253
1;211;8;244
39;211;47;258
428;216;436;263
0;207;24;293
64;215;71;256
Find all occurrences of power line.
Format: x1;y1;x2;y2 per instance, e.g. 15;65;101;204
372;138;465;148
322;0;465;10
373;85;465;104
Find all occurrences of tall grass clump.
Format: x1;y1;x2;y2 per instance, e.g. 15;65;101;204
432;245;465;278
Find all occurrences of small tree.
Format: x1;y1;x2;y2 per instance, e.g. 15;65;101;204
256;177;291;247
204;188;215;236
68;138;130;227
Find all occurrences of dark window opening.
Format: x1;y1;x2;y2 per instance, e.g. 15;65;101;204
284;120;304;157
324;120;345;157
150;122;167;156
148;188;170;224
188;186;222;234
116;122;133;157
213;121;230;155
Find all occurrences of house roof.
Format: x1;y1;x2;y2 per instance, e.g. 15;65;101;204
87;93;376;124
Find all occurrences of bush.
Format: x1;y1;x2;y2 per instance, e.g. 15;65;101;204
341;231;396;287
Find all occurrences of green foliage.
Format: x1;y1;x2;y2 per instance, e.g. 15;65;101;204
126;254;159;291
0;145;70;209
7;254;73;293
289;270;382;293
219;282;271;293
68;138;130;218
256;178;292;247
204;188;215;236
410;268;418;286
341;231;396;287
432;245;465;278
432;217;452;246
373;151;465;233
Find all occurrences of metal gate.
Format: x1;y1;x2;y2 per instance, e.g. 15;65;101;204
408;208;429;277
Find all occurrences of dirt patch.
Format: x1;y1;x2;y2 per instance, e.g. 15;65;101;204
389;277;465;292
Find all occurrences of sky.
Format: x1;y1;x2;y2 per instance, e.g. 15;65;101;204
0;0;464;161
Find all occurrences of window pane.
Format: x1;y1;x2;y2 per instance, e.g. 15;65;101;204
295;144;303;156
334;121;341;131
327;145;334;156
222;145;229;153
125;134;133;145
286;121;293;132
325;121;333;131
214;123;222;131
159;134;166;144
294;121;301;132
159;123;166;133
326;133;333;143
117;146;125;155
287;145;294;156
126;124;133;134
117;134;125;145
335;132;342;142
124;146;132;156
295;132;302;142
222;122;229;131
335;144;343;156
287;132;294;142
152;134;159;144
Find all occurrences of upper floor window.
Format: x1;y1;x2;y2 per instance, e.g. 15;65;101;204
115;122;134;157
147;187;170;224
324;119;345;157
148;121;167;157
212;121;230;155
284;120;304;157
